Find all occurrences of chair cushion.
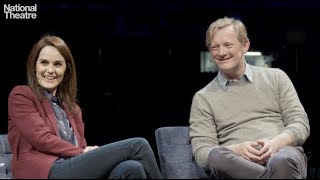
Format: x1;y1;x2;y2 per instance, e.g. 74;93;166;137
0;135;11;154
0;156;6;174
159;144;194;163
0;134;12;178
163;162;199;179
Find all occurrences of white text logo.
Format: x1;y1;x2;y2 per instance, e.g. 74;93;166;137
3;4;37;20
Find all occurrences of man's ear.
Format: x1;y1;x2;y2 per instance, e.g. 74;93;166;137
243;40;250;53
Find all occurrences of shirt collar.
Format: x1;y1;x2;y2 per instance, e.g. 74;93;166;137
217;61;253;89
44;90;60;104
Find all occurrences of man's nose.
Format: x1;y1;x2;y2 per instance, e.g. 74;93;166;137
218;47;227;56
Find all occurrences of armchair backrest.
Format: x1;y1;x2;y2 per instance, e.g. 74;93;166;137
155;126;209;179
0;134;12;178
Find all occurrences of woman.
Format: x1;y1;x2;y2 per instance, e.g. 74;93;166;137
8;35;163;179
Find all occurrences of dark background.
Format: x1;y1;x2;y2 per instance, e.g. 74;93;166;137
1;0;320;168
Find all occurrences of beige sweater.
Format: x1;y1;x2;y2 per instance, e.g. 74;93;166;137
189;65;310;169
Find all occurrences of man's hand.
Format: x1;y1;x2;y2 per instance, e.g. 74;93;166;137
254;139;277;165
226;133;293;165
255;133;293;165
225;141;261;163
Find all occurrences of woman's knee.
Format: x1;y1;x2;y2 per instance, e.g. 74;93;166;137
108;160;146;179
130;137;151;149
122;160;146;178
126;160;144;170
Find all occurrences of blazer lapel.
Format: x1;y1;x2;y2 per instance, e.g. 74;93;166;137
42;100;60;136
63;103;81;144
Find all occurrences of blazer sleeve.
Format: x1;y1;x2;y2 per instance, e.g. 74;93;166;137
8;86;84;158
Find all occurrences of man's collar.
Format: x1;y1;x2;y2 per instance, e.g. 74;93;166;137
217;61;253;89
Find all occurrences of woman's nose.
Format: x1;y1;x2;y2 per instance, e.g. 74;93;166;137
47;64;54;73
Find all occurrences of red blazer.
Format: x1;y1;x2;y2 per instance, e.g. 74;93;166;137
8;85;87;179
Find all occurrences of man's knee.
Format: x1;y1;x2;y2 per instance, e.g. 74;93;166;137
208;147;232;170
269;147;303;168
267;147;307;178
208;147;232;162
269;153;293;168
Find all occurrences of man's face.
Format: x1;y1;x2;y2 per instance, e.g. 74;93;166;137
209;25;249;78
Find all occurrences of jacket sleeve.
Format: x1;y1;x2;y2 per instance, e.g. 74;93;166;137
8;86;84;158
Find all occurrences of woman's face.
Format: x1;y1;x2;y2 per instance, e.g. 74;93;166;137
35;45;67;96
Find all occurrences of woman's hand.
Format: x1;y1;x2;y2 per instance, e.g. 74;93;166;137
83;145;99;153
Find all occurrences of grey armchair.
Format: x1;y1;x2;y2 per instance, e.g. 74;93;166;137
0;134;12;178
155;126;209;179
155;127;320;179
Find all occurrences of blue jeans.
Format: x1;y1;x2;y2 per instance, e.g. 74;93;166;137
48;137;163;179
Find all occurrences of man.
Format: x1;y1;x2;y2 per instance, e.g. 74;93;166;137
189;16;310;179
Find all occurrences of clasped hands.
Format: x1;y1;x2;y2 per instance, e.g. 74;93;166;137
227;139;278;165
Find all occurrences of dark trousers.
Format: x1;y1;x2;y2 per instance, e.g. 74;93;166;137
48;137;163;179
208;146;307;179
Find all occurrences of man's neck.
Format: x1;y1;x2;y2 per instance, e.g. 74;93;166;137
221;61;246;80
